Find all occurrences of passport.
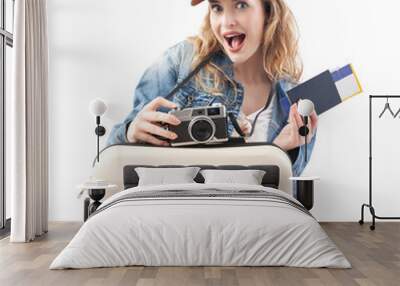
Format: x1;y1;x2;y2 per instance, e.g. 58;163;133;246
287;65;362;115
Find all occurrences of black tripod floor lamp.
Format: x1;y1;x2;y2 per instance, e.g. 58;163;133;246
359;95;400;230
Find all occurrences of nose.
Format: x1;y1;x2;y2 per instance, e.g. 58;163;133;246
221;10;238;27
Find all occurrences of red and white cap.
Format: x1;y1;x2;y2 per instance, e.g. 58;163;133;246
191;0;205;6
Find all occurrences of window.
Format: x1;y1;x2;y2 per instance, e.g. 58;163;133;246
0;0;14;235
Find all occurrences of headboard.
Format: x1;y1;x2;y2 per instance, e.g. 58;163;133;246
92;143;293;198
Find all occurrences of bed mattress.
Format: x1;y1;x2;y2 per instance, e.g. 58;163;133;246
50;183;351;269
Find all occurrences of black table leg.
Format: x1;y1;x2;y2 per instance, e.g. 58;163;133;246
296;180;314;211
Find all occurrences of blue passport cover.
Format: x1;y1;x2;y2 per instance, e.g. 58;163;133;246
287;70;342;115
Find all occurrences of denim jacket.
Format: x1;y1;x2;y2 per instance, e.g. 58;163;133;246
107;40;316;177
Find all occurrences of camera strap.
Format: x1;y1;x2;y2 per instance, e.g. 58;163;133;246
247;83;276;137
228;112;246;137
228;83;275;139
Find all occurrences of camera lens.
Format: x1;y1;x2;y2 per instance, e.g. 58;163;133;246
191;120;213;141
189;117;215;143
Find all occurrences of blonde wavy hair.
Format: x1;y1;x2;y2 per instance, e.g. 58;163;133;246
187;0;302;95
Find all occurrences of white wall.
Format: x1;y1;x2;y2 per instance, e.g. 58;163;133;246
47;0;400;221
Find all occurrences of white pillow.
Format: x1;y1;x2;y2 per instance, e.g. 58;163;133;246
200;169;266;185
135;167;201;186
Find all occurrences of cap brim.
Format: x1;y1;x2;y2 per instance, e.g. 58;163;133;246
191;0;204;6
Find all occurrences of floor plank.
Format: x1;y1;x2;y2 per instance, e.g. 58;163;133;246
0;222;399;286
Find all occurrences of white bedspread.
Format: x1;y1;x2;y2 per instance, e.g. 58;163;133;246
50;183;351;269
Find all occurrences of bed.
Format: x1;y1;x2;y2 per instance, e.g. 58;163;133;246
50;143;351;269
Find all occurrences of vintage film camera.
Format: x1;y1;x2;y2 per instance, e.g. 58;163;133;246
166;104;229;146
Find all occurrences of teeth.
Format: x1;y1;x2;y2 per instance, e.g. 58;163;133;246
225;34;242;38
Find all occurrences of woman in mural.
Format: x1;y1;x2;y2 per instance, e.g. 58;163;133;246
107;0;318;177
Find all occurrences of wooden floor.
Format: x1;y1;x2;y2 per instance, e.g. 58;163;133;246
0;222;399;286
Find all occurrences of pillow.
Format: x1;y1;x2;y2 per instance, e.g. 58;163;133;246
135;167;201;186
200;169;266;185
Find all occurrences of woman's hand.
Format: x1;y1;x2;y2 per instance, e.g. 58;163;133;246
273;103;318;151
126;97;181;146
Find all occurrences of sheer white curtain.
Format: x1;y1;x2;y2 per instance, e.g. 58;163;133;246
10;0;49;242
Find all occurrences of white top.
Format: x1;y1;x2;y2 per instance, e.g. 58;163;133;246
231;93;275;142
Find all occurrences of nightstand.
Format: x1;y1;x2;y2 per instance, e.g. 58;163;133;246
77;182;117;221
289;176;320;210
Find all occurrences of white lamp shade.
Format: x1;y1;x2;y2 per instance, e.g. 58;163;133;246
89;98;107;116
297;99;314;117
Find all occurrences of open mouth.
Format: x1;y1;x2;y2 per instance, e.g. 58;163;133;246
224;34;246;51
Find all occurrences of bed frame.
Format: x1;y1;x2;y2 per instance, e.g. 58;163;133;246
91;143;294;199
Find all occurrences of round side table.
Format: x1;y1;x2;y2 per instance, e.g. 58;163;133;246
289;176;320;210
77;183;117;221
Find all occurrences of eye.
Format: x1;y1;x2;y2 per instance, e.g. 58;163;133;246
236;1;249;9
211;4;223;13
